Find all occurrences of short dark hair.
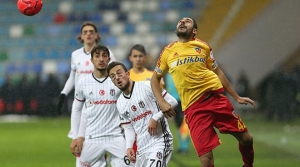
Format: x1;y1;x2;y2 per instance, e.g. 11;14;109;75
107;61;128;74
91;44;110;58
129;44;146;57
191;18;198;30
77;21;101;44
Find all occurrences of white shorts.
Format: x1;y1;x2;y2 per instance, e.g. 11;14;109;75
80;140;134;167
135;145;172;167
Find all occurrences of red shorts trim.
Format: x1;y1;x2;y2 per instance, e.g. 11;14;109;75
184;92;248;156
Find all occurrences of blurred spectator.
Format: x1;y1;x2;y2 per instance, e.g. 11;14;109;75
264;68;297;121
1;75;17;114
236;70;251;97
42;73;60;117
15;74;31;114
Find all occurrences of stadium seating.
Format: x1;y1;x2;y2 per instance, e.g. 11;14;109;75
0;0;202;77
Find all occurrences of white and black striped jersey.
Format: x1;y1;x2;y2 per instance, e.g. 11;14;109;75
72;73;123;143
116;81;173;154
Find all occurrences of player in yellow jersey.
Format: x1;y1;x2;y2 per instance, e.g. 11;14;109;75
128;44;154;81
151;17;255;167
128;44;164;87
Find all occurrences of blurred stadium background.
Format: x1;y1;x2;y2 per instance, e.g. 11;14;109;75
0;0;300;166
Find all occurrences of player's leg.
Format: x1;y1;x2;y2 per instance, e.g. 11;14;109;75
184;95;221;167
107;140;134;167
213;94;254;167
80;143;107;167
231;131;254;167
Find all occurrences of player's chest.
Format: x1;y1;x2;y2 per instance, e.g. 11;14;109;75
81;83;120;100
120;96;153;118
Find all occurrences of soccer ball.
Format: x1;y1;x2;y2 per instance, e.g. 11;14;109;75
17;0;43;16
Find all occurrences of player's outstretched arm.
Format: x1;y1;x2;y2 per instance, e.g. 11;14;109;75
123;123;136;162
213;67;256;108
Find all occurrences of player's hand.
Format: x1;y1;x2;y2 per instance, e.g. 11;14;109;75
70;139;79;156
126;148;136;163
158;101;176;119
148;118;158;136
237;97;256;109
57;94;66;115
76;137;85;154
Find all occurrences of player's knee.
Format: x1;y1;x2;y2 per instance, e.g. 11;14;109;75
200;151;214;167
241;133;253;145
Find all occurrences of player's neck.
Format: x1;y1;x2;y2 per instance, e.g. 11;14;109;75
84;43;96;54
123;80;133;95
93;69;108;79
178;37;193;43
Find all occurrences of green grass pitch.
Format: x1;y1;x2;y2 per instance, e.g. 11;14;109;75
0;114;299;167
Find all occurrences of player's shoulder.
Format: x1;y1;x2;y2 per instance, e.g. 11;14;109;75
144;68;154;74
135;81;151;88
193;38;212;50
71;47;85;56
77;74;92;84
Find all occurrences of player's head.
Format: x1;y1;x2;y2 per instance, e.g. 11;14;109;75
90;44;111;72
107;62;131;91
175;17;198;38
77;22;101;44
128;44;147;70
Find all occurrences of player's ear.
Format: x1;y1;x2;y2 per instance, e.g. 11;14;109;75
193;28;197;36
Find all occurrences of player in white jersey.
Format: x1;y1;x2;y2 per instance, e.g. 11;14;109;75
107;61;177;167
57;22;115;166
70;45;133;167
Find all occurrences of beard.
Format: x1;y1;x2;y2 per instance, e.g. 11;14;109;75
96;67;107;72
119;79;130;91
176;28;193;38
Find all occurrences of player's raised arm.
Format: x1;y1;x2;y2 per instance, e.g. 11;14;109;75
213;67;256;108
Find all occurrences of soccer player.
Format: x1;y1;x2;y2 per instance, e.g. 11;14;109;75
151;17;255;167
127;44;165;154
107;61;176;167
56;22;115;166
70;45;133;167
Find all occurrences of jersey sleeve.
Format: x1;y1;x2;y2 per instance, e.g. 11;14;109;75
154;48;169;76
74;79;85;101
61;54;76;95
60;70;75;95
206;50;218;70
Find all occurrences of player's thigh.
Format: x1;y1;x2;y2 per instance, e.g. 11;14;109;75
80;143;107;167
106;141;133;167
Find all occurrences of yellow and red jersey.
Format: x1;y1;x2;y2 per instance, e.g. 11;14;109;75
154;38;223;111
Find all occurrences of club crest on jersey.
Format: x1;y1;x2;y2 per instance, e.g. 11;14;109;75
124;111;130;118
85;61;90;66
99;90;105;96
138;101;145;108
110;89;115;96
156;151;163;159
194;47;201;54
131;105;137;112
